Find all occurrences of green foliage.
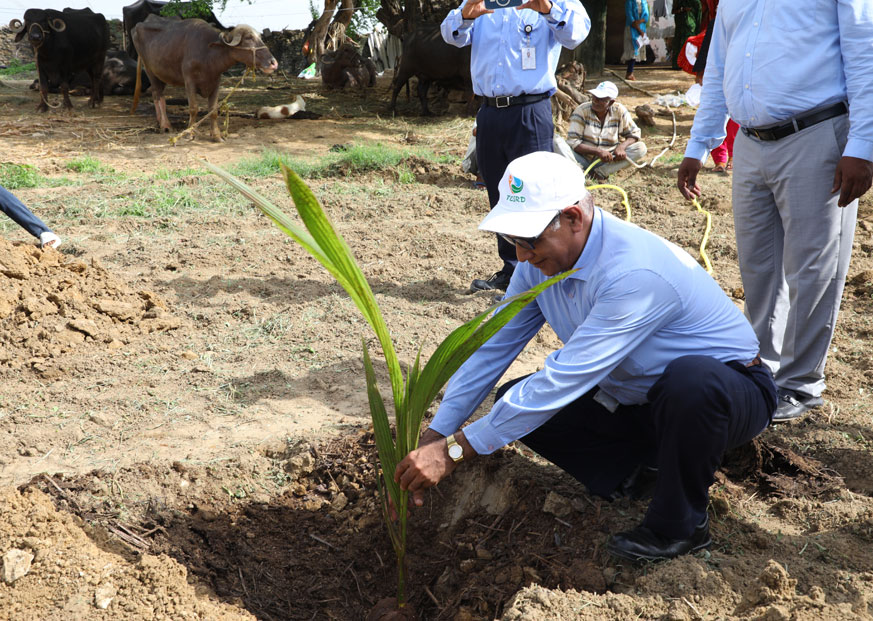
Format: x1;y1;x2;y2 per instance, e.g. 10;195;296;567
349;0;380;38
0;59;36;77
0;163;41;189
160;0;217;19
206;160;574;606
65;155;111;174
230;143;448;182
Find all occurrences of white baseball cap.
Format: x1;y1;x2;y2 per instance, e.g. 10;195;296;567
588;80;619;99
478;152;589;238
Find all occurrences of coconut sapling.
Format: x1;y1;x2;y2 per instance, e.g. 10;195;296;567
205;161;573;610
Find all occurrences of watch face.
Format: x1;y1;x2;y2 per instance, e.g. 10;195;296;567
448;443;463;460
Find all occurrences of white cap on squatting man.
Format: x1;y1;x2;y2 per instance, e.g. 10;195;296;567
478;151;589;238
587;80;619;100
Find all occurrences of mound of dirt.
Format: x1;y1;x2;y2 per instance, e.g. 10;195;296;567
0;486;254;620
0;240;182;374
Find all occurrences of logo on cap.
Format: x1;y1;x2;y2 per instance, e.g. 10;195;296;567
508;174;524;194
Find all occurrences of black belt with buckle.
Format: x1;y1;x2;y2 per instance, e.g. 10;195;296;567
741;102;847;141
483;93;550;108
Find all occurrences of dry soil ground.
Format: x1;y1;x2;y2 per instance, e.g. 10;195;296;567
2;55;873;621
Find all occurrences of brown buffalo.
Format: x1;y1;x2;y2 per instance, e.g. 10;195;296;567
130;15;278;141
320;43;376;90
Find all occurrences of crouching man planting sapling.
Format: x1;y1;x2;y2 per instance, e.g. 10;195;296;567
395;151;778;562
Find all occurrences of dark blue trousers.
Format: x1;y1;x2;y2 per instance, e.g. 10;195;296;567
499;355;777;539
476;98;554;274
1;185;50;239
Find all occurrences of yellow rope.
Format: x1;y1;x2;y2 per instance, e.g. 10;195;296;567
583;158;601;176
583;158;713;274
691;197;713;275
587;183;632;222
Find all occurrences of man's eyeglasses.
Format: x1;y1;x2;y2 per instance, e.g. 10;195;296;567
498;212;561;251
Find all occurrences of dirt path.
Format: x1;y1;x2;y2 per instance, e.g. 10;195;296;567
2;60;873;620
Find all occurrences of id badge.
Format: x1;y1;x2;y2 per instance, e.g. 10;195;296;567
522;46;536;70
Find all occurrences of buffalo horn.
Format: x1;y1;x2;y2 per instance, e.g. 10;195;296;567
49;18;66;32
220;29;243;47
9;19;24;33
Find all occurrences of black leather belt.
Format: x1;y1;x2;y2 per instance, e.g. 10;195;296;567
741;102;847;141
483;93;550;108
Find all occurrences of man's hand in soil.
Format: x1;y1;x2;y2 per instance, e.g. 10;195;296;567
677;157;703;200
832;156;873;207
394;429;474;511
462;0;493;20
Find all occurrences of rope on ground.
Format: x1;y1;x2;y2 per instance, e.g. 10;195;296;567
169;67;254;145
691;197;713;274
647;106;678;167
587;183;632;222
603;67;659;97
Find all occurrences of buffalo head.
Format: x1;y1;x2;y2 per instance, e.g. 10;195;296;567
10;11;66;48
213;25;278;75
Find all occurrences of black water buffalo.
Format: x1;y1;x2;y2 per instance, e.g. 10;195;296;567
10;8;109;112
320;43;377;90
29;50;150;97
122;0;225;59
131;15;278;141
390;25;472;116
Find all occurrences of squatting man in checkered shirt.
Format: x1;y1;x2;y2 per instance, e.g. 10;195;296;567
393;151;777;562
566;80;647;180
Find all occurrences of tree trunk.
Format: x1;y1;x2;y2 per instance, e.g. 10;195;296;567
312;0;339;62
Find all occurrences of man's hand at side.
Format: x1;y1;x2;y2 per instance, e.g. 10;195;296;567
677;157;703;199
832;156;873;207
462;0;493;20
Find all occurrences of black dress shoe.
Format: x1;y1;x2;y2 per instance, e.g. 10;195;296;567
771;390;823;423
470;270;511;292
607;516;711;562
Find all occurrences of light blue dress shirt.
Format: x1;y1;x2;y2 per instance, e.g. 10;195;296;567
440;0;590;98
685;0;873;163
430;208;760;455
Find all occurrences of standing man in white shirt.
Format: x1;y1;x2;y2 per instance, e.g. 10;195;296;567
395;152;777;562
441;0;590;294
677;0;873;422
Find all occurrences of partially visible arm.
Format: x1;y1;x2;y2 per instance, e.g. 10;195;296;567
575;142;614;161
461;270;682;455
832;0;873;206
680;9;730;198
534;0;591;49
684;11;730;162
0;185;50;239
429;275;547;438
441;1;478;47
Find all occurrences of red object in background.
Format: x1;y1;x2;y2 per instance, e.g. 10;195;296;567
712;120;740;165
678;31;706;75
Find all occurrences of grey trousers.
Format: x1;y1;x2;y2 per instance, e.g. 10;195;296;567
573;141;648;177
732;113;857;398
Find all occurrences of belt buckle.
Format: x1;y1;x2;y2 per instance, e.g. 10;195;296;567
495;96;511;108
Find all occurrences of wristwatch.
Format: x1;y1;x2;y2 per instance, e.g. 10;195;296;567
446;434;464;463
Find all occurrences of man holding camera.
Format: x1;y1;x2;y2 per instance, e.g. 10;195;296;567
441;0;590;294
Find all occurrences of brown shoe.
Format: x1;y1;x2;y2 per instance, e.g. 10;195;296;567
625;74;636;81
